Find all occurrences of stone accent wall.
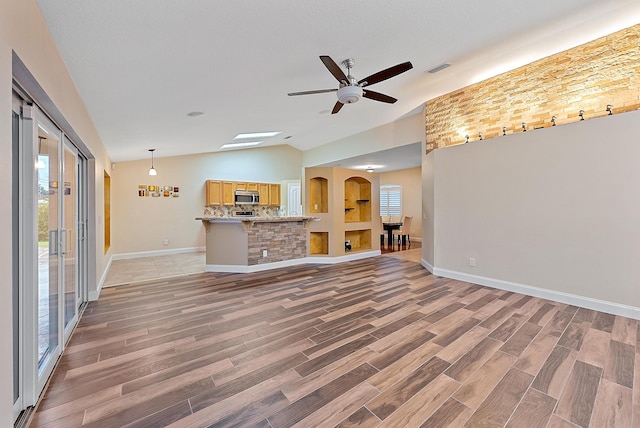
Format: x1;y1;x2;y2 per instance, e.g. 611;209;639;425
247;222;307;265
426;24;640;152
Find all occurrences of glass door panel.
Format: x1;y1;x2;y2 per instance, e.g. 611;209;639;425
62;141;78;339
36;119;60;374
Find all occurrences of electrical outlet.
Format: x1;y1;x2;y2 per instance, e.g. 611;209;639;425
469;257;476;267
262;249;268;258
163;239;169;246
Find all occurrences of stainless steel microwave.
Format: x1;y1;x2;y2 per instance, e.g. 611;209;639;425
234;190;259;205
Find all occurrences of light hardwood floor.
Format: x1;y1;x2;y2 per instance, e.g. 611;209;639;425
31;249;638;427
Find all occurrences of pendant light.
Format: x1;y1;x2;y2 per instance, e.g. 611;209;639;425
148;149;157;176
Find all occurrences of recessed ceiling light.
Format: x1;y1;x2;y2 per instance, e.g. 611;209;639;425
187;111;205;117
233;131;281;140
220;141;263;149
355;164;384;170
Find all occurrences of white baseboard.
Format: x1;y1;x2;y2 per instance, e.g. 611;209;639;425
421;258;434;273
205;250;381;273
432;267;640;320
113;246;205;261
90;254;112;301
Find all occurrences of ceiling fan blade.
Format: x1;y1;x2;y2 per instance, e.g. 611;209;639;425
358;61;413;87
331;101;344;114
320;55;348;83
363;90;397;104
288;89;338;96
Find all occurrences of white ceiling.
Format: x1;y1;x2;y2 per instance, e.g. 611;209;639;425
37;0;640;169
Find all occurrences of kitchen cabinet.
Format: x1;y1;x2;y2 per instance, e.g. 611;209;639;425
205;180;280;206
258;183;269;206
206;180;235;206
222;181;234;205
206;180;222;206
269;184;281;206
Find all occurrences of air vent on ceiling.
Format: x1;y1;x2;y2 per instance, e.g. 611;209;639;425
427;63;451;74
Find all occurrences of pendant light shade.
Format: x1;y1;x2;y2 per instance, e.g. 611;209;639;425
148;148;157;176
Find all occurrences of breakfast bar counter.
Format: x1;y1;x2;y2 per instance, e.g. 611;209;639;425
196;216;319;272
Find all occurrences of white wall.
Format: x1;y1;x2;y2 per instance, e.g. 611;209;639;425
423;110;640;317
422;152;435;267
380;167;422;240
303;113;423;166
111;145;302;255
1;1;112;423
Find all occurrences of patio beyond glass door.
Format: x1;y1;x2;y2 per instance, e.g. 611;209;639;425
36;118;60;377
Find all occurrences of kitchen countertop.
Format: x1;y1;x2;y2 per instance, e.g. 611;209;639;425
196;216;320;231
196;216;319;223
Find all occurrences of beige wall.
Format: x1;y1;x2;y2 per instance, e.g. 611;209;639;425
424;110;640;316
380;167;422;241
111;145;302;255
2;1;112;422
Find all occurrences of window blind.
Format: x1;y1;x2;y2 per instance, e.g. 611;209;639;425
380;185;402;218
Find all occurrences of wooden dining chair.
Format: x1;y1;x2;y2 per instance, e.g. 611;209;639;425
379;216;385;246
393;215;412;247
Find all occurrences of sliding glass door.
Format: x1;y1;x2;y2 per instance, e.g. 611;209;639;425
62;139;80;341
34;112;61;386
13;94;89;421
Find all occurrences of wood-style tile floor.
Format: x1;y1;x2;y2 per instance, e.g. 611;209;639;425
31;251;639;427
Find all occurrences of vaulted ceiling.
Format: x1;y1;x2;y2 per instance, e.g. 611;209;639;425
37;0;640;166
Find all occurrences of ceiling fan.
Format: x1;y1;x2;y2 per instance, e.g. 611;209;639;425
288;56;413;114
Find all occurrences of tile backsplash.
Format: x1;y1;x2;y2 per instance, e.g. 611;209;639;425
203;205;281;218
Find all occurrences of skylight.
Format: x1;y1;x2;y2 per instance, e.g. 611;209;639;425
220;141;263;149
233;131;281;140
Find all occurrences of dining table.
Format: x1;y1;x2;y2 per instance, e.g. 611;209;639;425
382;221;403;247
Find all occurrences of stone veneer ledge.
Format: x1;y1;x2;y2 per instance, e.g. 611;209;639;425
426;23;640;151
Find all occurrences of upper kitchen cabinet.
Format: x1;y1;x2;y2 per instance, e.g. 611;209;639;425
206;180;222;206
269;184;281;206
222;181;235;205
205;180;280;206
206;180;235;206
258;183;269;206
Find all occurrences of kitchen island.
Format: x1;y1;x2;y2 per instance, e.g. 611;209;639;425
196;216;319;272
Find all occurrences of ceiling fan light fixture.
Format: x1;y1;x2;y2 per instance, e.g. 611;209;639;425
337;85;362;104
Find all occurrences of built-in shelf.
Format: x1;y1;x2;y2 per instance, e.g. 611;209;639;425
344;177;372;223
345;229;371;253
310;177;329;213
310;231;329;255
306;166;379;258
